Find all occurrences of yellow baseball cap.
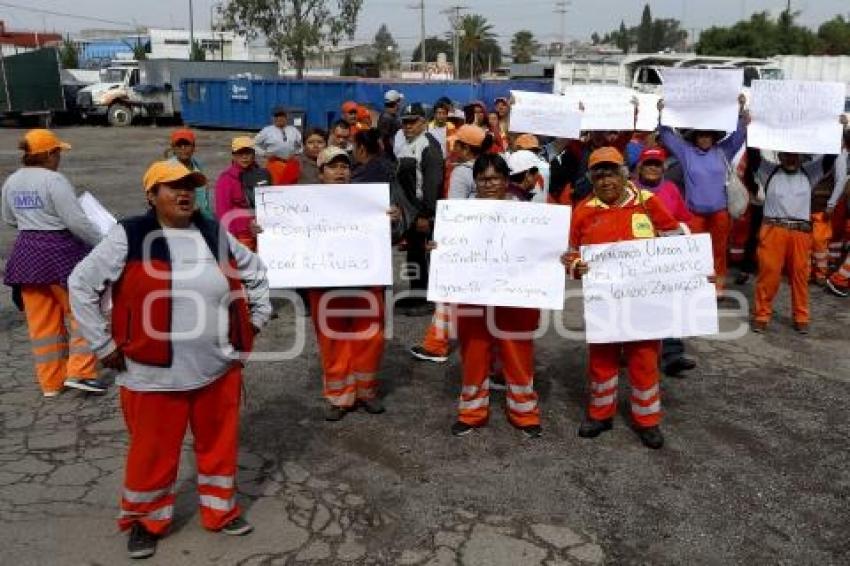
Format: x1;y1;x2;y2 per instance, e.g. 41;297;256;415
22;129;71;154
231;136;255;153
143;161;207;192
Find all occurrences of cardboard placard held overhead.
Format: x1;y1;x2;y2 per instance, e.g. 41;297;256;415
509;90;582;139
428;199;572;310
560;85;636;131
255;184;393;288
661;68;744;132
747;79;846;155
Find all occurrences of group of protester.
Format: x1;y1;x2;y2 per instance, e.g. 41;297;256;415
2;85;849;559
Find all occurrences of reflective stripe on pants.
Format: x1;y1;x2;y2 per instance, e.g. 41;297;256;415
588;340;662;428
118;366;243;534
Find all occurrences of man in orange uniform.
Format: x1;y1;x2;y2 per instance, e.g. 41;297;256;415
749;148;842;333
450;153;542;438
563;147;682;449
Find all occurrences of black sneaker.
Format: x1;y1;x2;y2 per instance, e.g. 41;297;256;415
578;418;613;438
324;404;347;422
409;345;449;363
64;377;108;394
221;515;254;536
360;398;385;414
451;421;475;437
127;523;158;559
635;425;664;449
663;356;697;377
826;279;849;297
793;322;810;335
520;424;542;439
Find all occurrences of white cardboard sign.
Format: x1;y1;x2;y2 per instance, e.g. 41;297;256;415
509;90;582;139
255;184;392;288
428;200;572;310
78;191;117;237
747;79;846;155
560;85;636;131
580;234;719;344
661;68;743;132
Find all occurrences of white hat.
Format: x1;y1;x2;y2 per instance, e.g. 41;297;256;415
507;150;540;176
384;89;404;103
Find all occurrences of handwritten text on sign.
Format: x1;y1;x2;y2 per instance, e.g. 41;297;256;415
428;200;572;310
509;90;582;139
662;68;743;133
255;184;392;288
560;85;636;131
748;79;845;155
581;234;719;344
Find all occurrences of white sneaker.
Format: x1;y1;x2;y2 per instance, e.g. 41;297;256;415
43;390;61;398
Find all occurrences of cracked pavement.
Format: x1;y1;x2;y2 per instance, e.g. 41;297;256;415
1;127;848;565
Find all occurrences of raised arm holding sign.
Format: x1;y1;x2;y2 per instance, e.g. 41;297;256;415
661;68;743;132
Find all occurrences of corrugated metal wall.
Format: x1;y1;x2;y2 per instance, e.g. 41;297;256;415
181;78;553;130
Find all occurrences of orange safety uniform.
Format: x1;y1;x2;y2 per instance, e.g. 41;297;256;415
568;184;680;428
309;288;385;407
21;284;98;392
829;197;849;269
810;174;836;282
754;222;812;325
456;304;541;427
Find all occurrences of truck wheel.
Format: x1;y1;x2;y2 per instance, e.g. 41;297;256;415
108;104;133;127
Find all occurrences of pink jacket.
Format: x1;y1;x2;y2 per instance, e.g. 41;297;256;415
215;163;252;237
635;178;693;223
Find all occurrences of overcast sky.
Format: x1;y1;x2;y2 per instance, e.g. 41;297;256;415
3;0;849;51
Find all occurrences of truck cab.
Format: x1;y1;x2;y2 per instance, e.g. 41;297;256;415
76;61;141;126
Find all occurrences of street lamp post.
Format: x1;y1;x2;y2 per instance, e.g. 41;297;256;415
189;0;195;61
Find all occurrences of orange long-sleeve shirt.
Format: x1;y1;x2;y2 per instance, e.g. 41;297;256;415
567;184;680;276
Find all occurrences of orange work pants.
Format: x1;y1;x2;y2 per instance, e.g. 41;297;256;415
309;288;385;408
456;306;540;428
729;207;751;265
21;284;98;394
588;340;661;429
828;199;847;269
688;210;732;293
754;224;812;325
420;303;452;357
810;212;832;282
118;366;242;535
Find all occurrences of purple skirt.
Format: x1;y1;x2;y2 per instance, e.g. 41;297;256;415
4;230;92;287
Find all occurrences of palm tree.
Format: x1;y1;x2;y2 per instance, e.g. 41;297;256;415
511;30;540;64
455;14;502;80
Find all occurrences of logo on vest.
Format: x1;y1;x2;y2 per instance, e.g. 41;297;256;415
631;213;654;238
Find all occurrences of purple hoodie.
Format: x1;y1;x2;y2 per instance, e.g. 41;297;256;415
659;119;746;215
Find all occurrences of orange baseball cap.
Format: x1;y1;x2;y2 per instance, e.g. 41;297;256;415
356;106;372;124
588;146;625;169
342;101;359;114
170;128;196;145
143;161;207;192
455;125;487;147
22;129;71;154
514;134;540;150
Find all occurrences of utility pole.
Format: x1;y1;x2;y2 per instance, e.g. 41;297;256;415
407;0;427;79
554;0;569;60
189;0;195;61
442;5;467;80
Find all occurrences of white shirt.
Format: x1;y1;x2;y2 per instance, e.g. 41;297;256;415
757;157;826;221
254;124;303;159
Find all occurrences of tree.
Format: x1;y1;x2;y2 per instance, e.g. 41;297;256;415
190;41;206;62
372;24;399;72
817;15;850;55
59;39;79;69
697;10;820;57
340;52;356;76
456;14;502;80
221;0;364;79
411;36;453;65
125;38;149;61
637;4;653;53
511;30;540;64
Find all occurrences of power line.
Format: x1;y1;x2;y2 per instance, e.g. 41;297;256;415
441;4;467;77
0;1;140;28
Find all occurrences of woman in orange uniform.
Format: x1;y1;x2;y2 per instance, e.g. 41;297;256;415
450;153;542;438
562;147;682;449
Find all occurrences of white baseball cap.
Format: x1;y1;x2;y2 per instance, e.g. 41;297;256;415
384;89;404;103
507;150;541;176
